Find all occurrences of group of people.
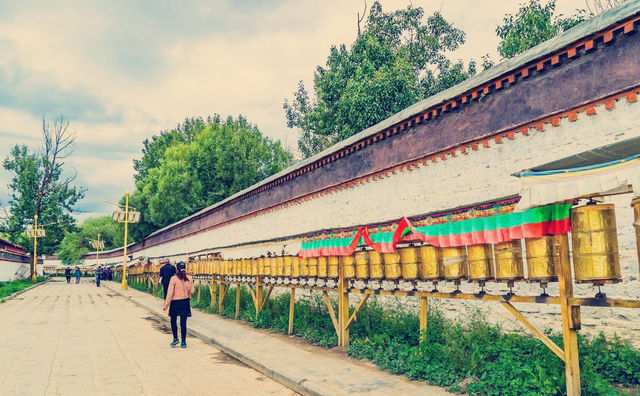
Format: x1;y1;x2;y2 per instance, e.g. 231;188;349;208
64;267;83;284
63;266;113;285
94;266;113;287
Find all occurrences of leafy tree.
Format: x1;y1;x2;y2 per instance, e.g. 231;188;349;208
496;0;588;59
56;231;88;266
283;1;474;158
56;216;129;265
128;115;293;240
1;116;85;259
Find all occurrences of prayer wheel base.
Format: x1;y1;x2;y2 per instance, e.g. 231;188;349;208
575;278;621;285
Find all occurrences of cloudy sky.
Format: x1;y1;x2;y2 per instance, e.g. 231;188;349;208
0;0;588;222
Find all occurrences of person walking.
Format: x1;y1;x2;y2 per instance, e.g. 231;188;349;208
95;266;102;287
158;260;176;299
162;262;194;348
65;267;71;283
74;267;82;284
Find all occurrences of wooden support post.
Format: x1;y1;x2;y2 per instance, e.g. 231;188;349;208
345;294;369;330
322;291;340;340
288;287;295;335
337;257;349;347
260;285;274;312
197;280;202;304
235;284;241;319
501;301;565;361
255;276;263;317
419;297;428;345
218;282;226;314
209;278;217;310
557;235;581;396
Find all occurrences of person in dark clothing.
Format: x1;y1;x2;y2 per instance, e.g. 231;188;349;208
95;266;102;287
74;267;82;284
163;262;194;348
65;267;71;283
158;260;176;299
107;268;113;281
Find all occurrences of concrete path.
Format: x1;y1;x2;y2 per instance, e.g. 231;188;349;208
105;281;450;396
0;279;296;396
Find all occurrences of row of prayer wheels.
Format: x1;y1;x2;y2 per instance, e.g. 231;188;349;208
185;201;626;286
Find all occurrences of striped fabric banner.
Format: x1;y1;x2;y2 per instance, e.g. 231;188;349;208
298;202;572;257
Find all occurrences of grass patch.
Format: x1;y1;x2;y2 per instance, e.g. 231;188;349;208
125;280;640;395
0;277;45;299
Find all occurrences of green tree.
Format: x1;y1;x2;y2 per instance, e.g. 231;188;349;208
56;216;129;265
2;116;85;257
283;1;474;158
496;0;588;59
56;231;88;266
129;115;293;239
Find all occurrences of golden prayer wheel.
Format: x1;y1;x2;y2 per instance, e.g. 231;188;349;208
262;256;271;276
355;250;370;279
398;246;419;280
251;259;259;276
308;255;319;277
276;256;285;276
291;256;301;277
300;257;310;276
571;203;621;284
467;244;494;282
525;235;568;282
442;246;467;280
317;256;328;278
341;255;356;278
494;240;524;281
383;252;402;280
283;256;292;277
418;245;443;280
240;259;246;275
327;256;339;278
632;197;640;267
369;251;384;279
234;260;240;275
257;257;265;275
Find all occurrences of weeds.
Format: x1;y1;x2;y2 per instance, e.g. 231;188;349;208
0;277;45;299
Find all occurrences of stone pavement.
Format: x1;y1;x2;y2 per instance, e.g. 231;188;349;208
0;279;296;396
104;281;450;396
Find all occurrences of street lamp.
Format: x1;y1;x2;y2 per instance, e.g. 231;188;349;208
25;214;46;281
90;234;105;268
111;191;140;290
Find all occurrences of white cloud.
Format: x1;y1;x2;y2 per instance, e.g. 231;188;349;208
0;0;589;223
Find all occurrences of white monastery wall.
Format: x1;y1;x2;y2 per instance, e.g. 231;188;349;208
126;96;640;264
86;97;640;344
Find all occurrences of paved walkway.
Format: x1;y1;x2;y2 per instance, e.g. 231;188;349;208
0;279;296;396
105;281;450;396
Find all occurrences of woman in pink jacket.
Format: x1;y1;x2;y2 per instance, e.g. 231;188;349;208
162;262;195;348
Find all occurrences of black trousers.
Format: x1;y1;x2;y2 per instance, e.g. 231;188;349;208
170;314;188;342
162;283;170;299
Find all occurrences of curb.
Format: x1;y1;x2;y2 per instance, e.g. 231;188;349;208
2;279;49;302
105;283;320;396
